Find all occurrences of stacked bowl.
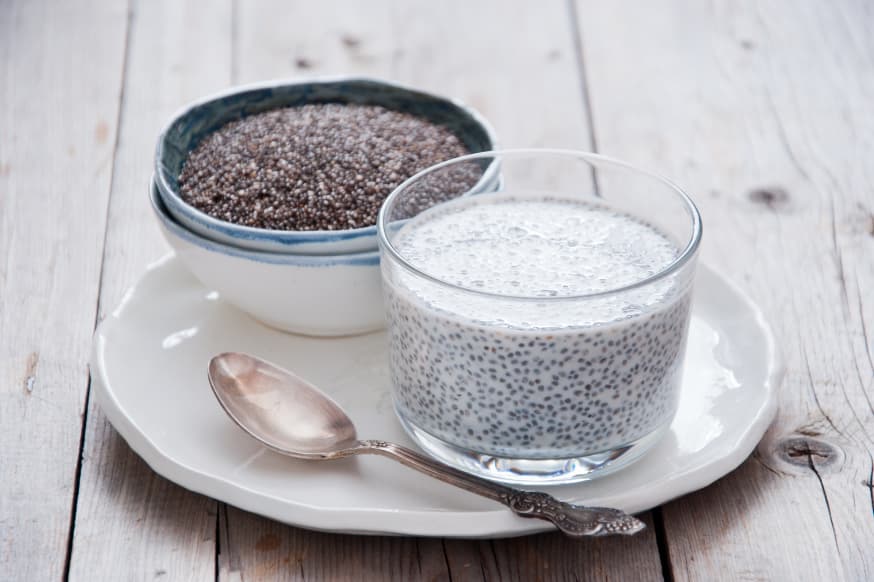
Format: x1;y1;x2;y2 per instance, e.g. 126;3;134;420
151;77;497;336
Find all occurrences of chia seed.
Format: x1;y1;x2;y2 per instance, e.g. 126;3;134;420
178;103;473;231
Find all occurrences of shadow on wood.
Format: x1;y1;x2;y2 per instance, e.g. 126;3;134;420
218;506;662;582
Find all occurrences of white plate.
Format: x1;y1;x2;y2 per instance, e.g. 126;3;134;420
91;255;781;538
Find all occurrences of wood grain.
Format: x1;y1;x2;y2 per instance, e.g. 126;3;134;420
219;506;450;581
65;0;232;579
574;0;874;579
233;0;395;84
388;0;592;150
8;0;866;578
0;1;128;580
442;515;662;582
220;508;661;582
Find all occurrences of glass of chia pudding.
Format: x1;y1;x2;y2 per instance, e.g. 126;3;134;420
377;150;702;485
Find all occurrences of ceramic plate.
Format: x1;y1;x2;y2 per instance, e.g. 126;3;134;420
91;255;780;538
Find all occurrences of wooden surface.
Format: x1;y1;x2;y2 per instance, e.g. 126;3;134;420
1;0;871;580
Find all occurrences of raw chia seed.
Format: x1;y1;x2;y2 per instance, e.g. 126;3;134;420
177;103;475;231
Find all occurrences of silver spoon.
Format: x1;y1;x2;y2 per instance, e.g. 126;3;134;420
207;352;645;537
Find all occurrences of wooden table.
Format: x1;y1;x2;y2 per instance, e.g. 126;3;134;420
3;0;872;579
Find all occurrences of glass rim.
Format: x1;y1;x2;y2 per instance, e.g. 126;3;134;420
376;148;702;301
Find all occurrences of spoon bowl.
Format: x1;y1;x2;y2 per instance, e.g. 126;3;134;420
208;352;358;456
207;352;646;537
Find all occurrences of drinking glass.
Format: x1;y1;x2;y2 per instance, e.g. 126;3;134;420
377;150;702;484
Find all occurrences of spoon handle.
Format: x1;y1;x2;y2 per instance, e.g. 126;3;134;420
356;440;645;537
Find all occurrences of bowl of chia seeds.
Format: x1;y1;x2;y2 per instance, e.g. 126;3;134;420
149;179;384;336
154;77;499;255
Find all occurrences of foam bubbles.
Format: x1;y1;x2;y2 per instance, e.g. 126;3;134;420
394;194;678;298
390;194;683;328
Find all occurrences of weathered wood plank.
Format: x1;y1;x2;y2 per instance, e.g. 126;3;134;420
443;515;661;582
232;0;395;83
218;506;449;581
0;0;128;579
389;0;594;150
574;0;874;580
221;2;663;581
65;0;232;579
221;509;661;582
219;515;665;582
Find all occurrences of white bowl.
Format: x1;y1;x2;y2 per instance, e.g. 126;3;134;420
150;180;385;336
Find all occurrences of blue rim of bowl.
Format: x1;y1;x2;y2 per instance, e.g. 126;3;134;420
153;76;499;248
377;149;703;301
150;179;380;267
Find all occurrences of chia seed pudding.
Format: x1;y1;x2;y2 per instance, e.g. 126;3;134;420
178;103;472;231
383;194;694;459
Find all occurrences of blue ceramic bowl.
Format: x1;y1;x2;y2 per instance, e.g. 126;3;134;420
154;77;498;255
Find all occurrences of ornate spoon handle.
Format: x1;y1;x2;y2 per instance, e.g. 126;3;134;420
353;440;645;537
